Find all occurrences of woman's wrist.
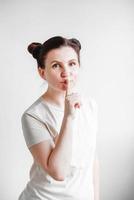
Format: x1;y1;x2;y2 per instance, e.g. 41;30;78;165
63;113;76;121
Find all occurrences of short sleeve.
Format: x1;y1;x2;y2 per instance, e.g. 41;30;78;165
21;113;53;148
86;97;99;153
91;98;98;134
90;98;99;155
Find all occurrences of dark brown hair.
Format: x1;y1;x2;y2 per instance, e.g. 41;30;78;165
27;36;81;69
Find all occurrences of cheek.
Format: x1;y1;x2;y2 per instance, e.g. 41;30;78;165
49;71;57;80
73;74;77;81
72;70;79;81
46;72;57;83
51;73;61;85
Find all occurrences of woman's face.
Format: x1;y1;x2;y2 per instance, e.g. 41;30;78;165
39;46;80;92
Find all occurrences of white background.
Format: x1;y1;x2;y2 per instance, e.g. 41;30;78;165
0;0;134;199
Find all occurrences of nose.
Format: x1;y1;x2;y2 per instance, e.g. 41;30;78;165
61;66;71;78
61;71;70;78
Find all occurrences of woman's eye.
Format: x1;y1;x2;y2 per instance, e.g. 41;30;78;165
52;64;60;68
69;62;76;66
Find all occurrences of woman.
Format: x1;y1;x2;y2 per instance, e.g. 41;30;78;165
18;36;100;200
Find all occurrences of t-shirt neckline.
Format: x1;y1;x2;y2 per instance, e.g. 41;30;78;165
39;96;64;112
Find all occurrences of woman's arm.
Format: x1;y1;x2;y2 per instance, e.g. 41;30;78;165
47;115;74;180
29;115;74;181
93;152;100;200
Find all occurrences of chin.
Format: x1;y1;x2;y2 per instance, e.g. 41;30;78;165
54;86;66;92
60;87;66;92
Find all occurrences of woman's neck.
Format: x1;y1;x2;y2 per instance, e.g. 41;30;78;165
42;87;66;109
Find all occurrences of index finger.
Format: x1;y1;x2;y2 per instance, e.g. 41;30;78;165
66;77;71;96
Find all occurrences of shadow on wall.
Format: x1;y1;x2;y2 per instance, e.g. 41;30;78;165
121;164;134;200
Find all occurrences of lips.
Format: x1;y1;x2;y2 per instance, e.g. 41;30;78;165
60;80;68;84
60;81;67;85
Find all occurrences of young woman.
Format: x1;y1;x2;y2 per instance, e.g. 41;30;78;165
18;36;100;200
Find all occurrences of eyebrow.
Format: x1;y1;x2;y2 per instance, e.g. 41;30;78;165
50;59;77;64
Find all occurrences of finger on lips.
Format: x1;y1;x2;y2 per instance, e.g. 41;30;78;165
66;77;72;96
65;77;82;108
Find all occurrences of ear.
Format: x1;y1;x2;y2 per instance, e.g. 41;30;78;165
38;67;46;80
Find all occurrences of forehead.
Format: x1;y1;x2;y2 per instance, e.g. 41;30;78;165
45;46;78;64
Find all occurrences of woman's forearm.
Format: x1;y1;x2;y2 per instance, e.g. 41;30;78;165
48;115;74;180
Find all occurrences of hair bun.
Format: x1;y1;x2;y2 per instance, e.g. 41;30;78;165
27;42;42;59
69;38;81;50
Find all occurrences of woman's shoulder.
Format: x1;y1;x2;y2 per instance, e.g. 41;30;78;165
21;96;47;120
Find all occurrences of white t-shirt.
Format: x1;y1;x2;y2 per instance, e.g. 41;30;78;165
18;94;98;200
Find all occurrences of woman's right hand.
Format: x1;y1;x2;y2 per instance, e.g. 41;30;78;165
64;78;82;118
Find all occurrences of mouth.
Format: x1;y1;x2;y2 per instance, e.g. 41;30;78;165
60;80;68;84
61;78;73;83
61;80;66;83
